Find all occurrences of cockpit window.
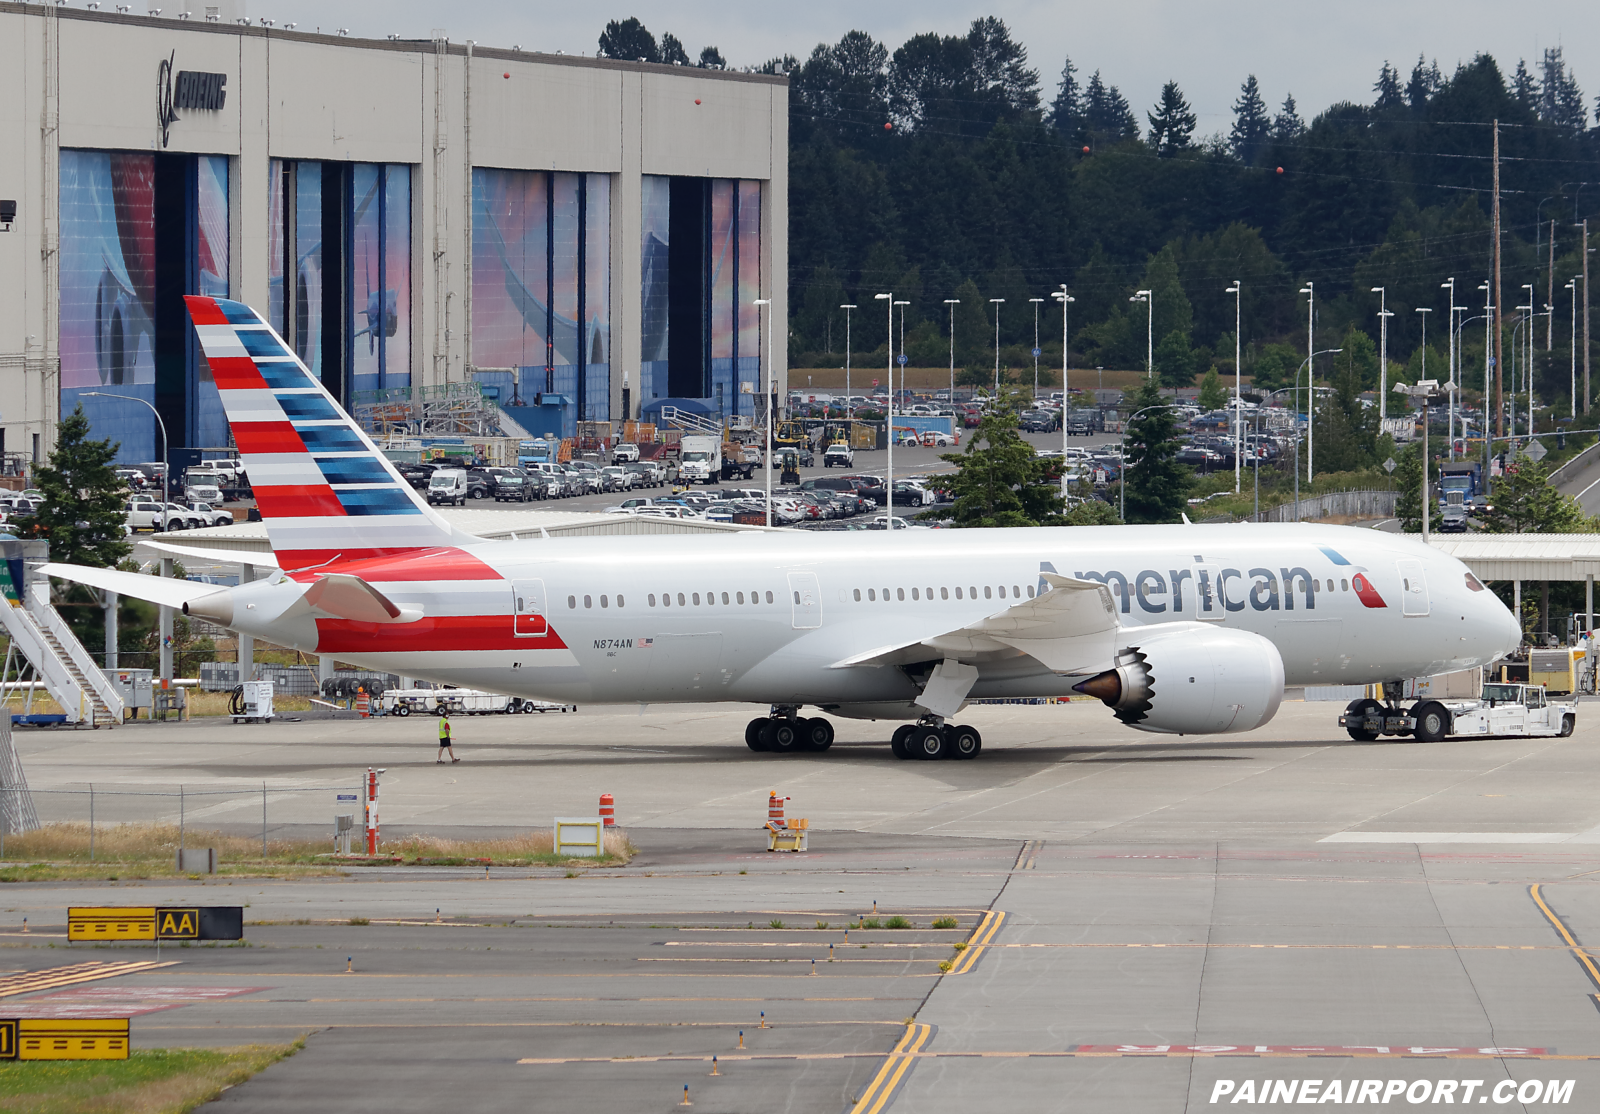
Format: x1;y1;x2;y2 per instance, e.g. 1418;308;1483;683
1465;572;1486;592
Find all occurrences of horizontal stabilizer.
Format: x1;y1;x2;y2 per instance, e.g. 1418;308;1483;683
830;573;1118;674
38;563;226;610
140;539;280;568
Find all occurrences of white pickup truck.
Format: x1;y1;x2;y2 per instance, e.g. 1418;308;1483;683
1340;682;1576;742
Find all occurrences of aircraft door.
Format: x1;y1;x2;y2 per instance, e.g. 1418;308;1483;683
1396;559;1429;617
512;579;549;636
788;572;822;629
1194;564;1226;620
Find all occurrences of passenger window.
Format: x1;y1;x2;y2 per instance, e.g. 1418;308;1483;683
1026;585;1035;598
722;592;730;605
765;590;773;603
853;589;861;601
882;587;890;599
912;588;920;600
793;591;801;604
618;595;625;608
941;587;949;600
1341;579;1348;591
678;592;687;606
739;591;747;604
693;593;701;605
868;589;876;601
897;588;905;601
1013;585;1021;597
568;595;576;609
600;595;609;609
984;586;992;599
956;587;963;599
969;586;977;597
649;594;657;607
584;595;593;609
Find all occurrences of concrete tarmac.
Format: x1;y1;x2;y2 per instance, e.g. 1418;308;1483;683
5;700;1600;1111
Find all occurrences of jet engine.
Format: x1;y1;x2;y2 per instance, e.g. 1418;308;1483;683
1073;622;1284;735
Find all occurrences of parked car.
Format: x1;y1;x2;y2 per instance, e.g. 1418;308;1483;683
183;501;233;528
462;470;494;499
1020;410;1057;433
600;466;635;491
164;502;204;529
492;470;536;502
824;443;855;468
612;443;640;464
397;462;435;490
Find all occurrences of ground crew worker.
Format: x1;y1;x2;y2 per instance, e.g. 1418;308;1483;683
437;710;458;763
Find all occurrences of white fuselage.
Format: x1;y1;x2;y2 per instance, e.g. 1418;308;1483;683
222;522;1519;715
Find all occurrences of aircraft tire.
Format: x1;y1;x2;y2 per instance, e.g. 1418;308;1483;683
768;720;801;752
890;725;915;759
745;718;769;751
1413;701;1450;743
802;717;834;751
1345;698;1382;742
947;724;981;760
911;727;949;760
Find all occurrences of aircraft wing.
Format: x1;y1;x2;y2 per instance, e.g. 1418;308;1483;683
38;563;231;610
830;573;1118;674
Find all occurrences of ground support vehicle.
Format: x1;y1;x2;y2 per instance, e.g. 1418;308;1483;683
1339;682;1575;742
679;435;720;485
375;689;576;716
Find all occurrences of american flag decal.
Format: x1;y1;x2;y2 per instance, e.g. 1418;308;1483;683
639;637;654;648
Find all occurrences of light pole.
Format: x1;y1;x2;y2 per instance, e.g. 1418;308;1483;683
1225;280;1241;494
1052;286;1073;466
1569;278;1580;417
944;299;959;406
1393;379;1446;542
82;391;169;527
1441;278;1458;457
1370;286;1390;421
754;299;773;527
1298;282;1314;479
875;293;895;526
1286;349;1341;512
1130;290;1152;377
989;298;1004;393
840;303;856;412
1513;297;1533;438
1480;280;1494;477
1029;297;1044;400
894;300;909;407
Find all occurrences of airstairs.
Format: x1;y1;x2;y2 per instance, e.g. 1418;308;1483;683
659;406;724;437
0;584;123;727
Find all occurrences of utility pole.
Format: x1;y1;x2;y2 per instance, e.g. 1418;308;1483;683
1549;219;1557;351
1585;218;1592;413
840;304;856;408
1372;286;1389;421
944;299;959;406
989;298;1004;393
1492;119;1503;438
1226;280;1242;494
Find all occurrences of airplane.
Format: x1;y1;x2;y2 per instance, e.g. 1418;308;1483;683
40;296;1523;761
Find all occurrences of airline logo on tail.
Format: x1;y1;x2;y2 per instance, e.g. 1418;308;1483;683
183;296;460;570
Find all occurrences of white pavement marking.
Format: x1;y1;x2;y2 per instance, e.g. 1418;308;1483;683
1319;832;1575;844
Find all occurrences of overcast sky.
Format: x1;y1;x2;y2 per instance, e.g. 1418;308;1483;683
255;1;1600;133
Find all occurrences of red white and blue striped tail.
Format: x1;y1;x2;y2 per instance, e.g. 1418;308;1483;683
183;295;465;571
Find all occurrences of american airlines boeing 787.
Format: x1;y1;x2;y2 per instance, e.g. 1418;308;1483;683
42;297;1521;760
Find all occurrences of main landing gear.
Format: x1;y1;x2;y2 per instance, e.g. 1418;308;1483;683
745;707;834;753
890;718;981;761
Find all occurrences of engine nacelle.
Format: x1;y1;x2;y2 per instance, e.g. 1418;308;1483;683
1073;622;1284;735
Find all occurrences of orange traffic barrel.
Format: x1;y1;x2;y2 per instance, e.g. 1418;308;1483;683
767;791;788;828
599;793;615;827
356;690;370;718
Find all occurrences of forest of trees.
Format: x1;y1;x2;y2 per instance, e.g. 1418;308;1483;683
600;18;1600;410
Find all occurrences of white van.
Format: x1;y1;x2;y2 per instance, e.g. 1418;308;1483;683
427;468;467;506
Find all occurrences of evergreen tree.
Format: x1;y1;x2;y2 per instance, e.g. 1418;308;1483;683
965;17;1040;117
1406;55;1441;109
659;33;691;66
925;390;1065;527
1230;75;1270;165
1512;59;1539;107
1141;245;1194;347
1047;56;1080;137
698;46;725;69
1083;71;1140;141
1154;330;1198;389
1147;80;1197;155
1373;61;1404;110
1393;443;1439;532
1479;456;1599;533
1197;365;1229;410
1271;92;1304;141
598;17;658;62
28;404;132;569
1539;48;1588;130
1122;376;1190;524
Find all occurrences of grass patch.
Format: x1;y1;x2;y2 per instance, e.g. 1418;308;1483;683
938;960;953;973
0;823;635;881
858;918;881;930
347;917;369;926
0;1041;300;1114
885;915;911;930
931;917;959;929
768;919;785;930
953;942;968;952
815;920;830;930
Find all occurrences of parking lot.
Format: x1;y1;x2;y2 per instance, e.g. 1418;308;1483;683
7;697;1600;1111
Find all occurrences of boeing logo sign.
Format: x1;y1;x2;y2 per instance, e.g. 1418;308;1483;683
156;51;228;148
